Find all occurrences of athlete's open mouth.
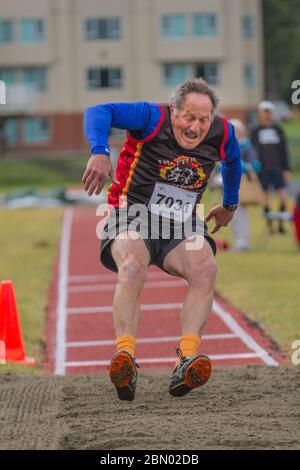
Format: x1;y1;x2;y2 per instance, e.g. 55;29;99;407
183;130;199;140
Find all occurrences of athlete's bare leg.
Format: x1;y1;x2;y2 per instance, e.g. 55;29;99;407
163;237;217;337
110;231;150;337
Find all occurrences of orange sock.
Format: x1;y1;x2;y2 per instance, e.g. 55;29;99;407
176;334;201;365
116;335;136;357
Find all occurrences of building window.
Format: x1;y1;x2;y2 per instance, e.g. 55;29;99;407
0;20;13;43
22;68;47;92
87;68;123;89
0;69;16;85
161;15;186;38
163;64;188;87
23;117;50;143
194;63;219;86
244;64;256;87
84;18;122;40
0;68;47;92
20;19;45;43
4;118;18;145
242;15;254;39
193;14;217;37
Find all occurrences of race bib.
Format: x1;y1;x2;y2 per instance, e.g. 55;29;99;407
147;182;197;222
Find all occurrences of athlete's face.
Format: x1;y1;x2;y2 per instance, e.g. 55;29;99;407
170;93;214;149
258;109;273;127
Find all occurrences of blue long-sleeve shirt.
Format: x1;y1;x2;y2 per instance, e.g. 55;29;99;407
84;102;241;205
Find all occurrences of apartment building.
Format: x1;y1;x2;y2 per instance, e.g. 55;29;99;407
0;0;264;153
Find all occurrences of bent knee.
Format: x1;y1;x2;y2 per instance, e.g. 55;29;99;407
118;256;148;286
186;258;217;287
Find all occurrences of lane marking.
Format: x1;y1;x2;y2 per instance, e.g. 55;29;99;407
66;333;238;348
213;300;278;366
68;279;186;293
66;300;279;366
68;272;173;283
64;301;278;366
67;303;184;314
55;208;74;375
60;212;278;371
64;353;268;368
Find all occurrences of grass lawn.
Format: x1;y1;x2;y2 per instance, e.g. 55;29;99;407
0;208;63;374
0;154;87;193
216;208;299;358
203;190;300;359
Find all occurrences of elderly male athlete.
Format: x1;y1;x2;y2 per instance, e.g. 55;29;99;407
83;78;241;401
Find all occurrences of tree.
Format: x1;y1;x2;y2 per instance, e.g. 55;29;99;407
263;0;300;101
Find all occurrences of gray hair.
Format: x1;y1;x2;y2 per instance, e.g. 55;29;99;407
170;78;220;113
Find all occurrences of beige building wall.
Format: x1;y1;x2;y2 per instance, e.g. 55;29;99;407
0;0;264;150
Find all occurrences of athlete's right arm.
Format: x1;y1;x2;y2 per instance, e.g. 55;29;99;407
82;102;161;196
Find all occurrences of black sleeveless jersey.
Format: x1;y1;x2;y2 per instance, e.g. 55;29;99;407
108;104;228;208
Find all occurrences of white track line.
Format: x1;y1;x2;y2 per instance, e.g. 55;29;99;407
68;279;186;293
68;272;172;283
66;300;279;367
67;303;184;314
64;352;271;368
66;333;238;348
213;300;278;366
62;239;278;370
54;208;73;375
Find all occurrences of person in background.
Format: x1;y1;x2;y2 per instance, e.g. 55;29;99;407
230;119;260;251
251;101;291;234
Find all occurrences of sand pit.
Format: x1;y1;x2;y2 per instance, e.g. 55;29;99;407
0;366;299;450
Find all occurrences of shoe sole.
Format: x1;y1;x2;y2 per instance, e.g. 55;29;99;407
109;352;136;401
169;356;212;397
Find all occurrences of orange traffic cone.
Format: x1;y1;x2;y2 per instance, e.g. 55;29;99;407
0;340;5;364
0;281;35;365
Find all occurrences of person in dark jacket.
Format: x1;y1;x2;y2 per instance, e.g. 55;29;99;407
251;101;291;234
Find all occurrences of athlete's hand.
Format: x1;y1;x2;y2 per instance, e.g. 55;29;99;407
82;154;119;196
205;204;235;234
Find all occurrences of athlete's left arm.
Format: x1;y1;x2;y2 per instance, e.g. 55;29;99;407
221;122;242;205
205;122;242;233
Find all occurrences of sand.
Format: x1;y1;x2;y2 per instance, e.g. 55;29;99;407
0;366;299;450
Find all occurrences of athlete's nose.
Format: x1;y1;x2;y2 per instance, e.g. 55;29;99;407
189;122;200;133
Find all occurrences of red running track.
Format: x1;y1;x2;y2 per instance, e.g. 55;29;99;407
46;207;285;375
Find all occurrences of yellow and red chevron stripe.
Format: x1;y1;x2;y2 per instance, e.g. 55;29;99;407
108;138;143;207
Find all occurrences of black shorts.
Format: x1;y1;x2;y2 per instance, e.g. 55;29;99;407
259;170;286;191
100;207;216;273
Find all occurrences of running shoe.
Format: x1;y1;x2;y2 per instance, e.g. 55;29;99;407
169;348;212;397
109;351;139;401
